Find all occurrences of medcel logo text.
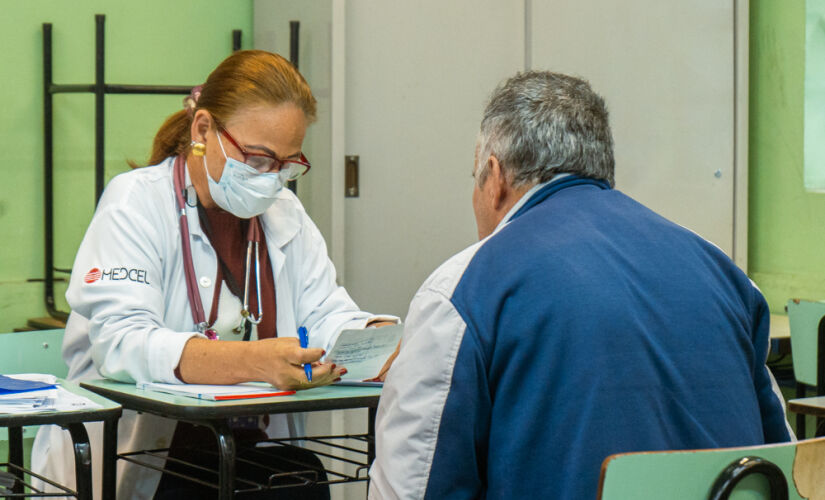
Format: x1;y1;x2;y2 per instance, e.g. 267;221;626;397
84;267;150;285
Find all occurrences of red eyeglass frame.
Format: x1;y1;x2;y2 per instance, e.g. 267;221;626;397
216;124;311;178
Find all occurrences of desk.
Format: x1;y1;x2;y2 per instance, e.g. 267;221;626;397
0;380;121;500
81;379;381;499
788;397;825;418
769;313;791;356
788;397;825;437
770;314;790;340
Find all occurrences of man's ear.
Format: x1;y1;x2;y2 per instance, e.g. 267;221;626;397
487;155;509;210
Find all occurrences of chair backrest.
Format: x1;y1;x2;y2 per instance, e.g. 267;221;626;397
598;437;825;500
786;299;825;388
0;329;68;377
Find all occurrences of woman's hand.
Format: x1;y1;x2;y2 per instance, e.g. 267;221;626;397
251;338;346;390
177;336;345;390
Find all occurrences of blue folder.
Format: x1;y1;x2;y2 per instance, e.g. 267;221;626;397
0;374;57;395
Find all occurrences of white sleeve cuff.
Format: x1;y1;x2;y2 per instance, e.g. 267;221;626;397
146;329;206;384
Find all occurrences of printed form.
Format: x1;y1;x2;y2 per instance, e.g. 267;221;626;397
325;324;404;384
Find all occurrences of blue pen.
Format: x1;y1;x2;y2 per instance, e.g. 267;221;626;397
298;326;312;382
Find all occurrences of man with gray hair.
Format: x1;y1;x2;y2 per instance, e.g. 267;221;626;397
368;71;791;499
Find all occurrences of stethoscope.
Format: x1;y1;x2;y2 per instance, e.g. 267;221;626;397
173;155;263;340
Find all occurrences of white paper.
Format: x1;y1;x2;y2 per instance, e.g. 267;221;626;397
0;374;101;414
325;324;404;382
50;387;103;412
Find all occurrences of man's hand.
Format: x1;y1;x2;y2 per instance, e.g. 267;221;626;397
366;320;397;329
367;339;401;382
363;321;401;382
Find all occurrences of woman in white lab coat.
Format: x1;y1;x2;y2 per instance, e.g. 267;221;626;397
32;50;395;499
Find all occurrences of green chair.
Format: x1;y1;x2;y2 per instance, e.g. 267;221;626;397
0;329;68;469
0;329;68;377
786;299;825;438
598;437;825;499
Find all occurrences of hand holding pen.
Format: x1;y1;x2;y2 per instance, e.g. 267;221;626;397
226;337;341;390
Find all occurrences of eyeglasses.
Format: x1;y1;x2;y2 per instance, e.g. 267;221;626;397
217;124;311;180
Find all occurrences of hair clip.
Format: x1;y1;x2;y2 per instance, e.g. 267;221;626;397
183;85;204;116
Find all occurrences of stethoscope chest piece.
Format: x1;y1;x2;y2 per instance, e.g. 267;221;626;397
240;226;264;328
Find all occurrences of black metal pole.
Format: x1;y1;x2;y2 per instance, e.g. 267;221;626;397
101;418;119;500
287;21;300;194
95;14;105;203
290;21;300;69
104;84;193;94
51;84;95;93
232;29;242;52
65;423;94;500
367;407;376;465
38;18;241;323
8;426;23;494
42;22;65;320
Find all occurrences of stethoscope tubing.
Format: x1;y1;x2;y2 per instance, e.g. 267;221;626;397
173;156;217;339
173;156;265;339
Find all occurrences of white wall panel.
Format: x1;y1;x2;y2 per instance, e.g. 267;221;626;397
530;0;740;255
343;0;525;317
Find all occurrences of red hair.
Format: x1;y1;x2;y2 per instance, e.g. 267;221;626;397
144;50;316;166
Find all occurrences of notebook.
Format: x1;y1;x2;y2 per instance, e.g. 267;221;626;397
138;382;295;401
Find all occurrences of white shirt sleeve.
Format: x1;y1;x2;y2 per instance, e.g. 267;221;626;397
66;180;201;384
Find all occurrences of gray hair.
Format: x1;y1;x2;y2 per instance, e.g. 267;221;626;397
476;71;615;188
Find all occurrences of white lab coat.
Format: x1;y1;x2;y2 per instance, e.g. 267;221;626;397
32;157;394;499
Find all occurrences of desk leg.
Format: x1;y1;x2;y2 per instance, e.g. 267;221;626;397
365;408;377;500
7;426;23;495
796;383;807;439
101;418;118;500
210;420;236;500
367;408;376;465
63;423;93;500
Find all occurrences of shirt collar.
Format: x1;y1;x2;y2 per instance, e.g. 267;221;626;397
492;173;571;235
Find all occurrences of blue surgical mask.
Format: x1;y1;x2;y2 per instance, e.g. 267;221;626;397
202;131;284;218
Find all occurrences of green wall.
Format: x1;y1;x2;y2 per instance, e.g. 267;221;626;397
749;0;825;311
0;1;819;330
0;1;252;331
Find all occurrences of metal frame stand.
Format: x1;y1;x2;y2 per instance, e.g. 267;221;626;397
286;20;300;194
118;429;374;500
39;14;243;321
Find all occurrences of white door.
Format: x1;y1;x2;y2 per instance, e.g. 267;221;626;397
343;0;526;317
344;0;747;320
255;0;747;321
